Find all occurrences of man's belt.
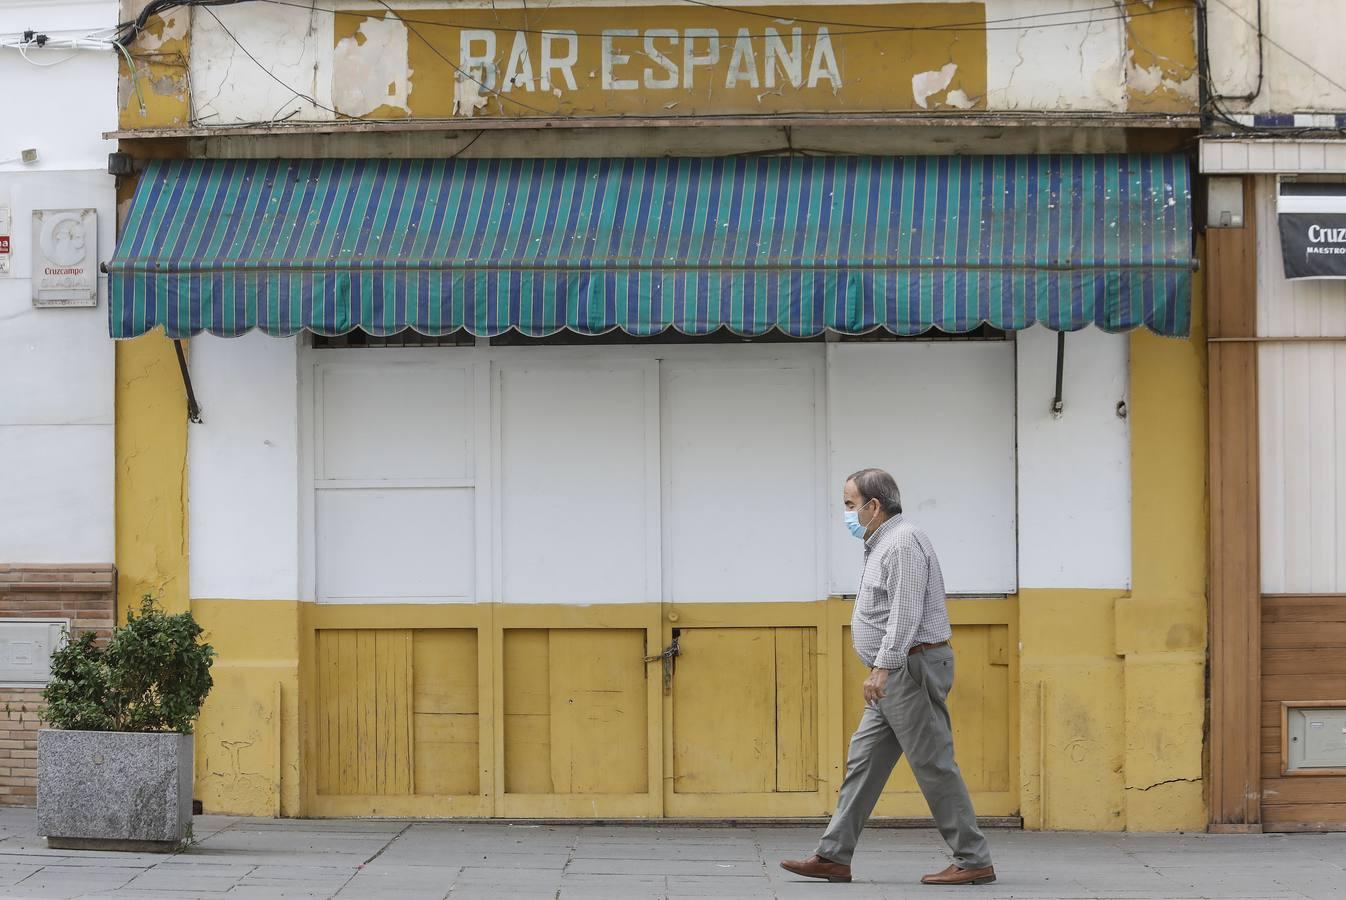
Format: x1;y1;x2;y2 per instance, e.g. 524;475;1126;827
908;640;949;655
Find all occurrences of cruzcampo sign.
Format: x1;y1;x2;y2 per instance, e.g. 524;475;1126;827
1280;214;1346;280
1279;184;1346;280
334;4;988;119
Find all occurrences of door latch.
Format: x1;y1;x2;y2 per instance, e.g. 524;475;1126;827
644;631;680;694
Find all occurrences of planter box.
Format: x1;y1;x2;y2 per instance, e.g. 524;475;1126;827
37;729;193;852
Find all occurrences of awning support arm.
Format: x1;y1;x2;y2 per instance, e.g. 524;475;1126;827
172;340;203;424
1051;331;1066;418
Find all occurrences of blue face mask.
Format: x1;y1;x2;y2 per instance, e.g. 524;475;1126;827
844;510;866;539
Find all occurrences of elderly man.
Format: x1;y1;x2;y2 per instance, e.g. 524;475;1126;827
782;468;995;887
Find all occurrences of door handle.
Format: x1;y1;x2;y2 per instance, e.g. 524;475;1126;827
644;631;681;694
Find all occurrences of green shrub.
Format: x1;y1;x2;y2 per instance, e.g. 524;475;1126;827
41;596;215;734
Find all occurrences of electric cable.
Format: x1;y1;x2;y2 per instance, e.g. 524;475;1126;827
256;0;1182;39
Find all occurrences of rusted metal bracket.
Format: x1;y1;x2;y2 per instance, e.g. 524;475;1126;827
172;339;203;424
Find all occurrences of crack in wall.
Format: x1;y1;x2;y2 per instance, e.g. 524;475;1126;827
1125;776;1200;792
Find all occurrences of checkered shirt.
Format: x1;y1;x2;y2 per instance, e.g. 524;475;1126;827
850;515;953;670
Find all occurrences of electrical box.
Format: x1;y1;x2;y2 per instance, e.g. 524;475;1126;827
1287;707;1346;771
1207;176;1245;229
0;621;67;686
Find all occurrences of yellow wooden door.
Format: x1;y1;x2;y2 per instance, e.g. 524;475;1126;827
312;627;482;813
664;625;827;817
498;626;656;817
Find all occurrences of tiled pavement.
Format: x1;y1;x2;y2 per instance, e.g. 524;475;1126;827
0;809;1341;899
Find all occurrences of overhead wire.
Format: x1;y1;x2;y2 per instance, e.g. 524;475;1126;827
200;5;359;121
256;0;1183;39
1199;0;1346;137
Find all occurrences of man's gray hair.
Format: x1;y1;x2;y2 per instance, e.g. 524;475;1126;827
846;467;903;515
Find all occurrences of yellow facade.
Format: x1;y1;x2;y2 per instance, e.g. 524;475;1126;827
111;1;1207;831
114;277;1208;827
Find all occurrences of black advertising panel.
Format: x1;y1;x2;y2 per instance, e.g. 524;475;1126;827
1279;183;1346;280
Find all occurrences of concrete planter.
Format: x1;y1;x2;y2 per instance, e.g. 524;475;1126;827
37;729;193;852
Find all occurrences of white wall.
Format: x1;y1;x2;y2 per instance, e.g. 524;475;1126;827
1015;326;1132;590
190;4;335;126
827;341;1018;596
497;360;657;604
661;354;823;603
1255;179;1346;594
263;343;1024;605
1207;0;1346;115
187;333;301;600
0;2;118;172
0;1;118;563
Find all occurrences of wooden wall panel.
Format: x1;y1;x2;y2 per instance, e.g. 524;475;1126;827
412;630;480;796
502;629;553;793
1260;596;1346;831
503;629;648;795
671;626;823;796
1208;175;1263;830
672;628;778;794
315;629;414;796
547;630;648;794
775;628;819;792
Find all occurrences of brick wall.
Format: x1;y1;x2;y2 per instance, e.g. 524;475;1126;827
0;565;117;808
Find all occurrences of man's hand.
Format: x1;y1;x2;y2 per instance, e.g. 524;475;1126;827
863;667;890;703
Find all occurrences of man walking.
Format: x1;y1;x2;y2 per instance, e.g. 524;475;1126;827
782;468;995;886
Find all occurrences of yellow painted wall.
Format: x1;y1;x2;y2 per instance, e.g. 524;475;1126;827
1016;260;1208;832
192;599;302;817
1122;239;1208;831
114;334;188;619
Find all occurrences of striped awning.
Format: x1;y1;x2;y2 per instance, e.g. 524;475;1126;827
108;154;1193;339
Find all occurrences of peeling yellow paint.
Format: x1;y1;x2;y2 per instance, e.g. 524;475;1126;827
332;12;411;119
1124;0;1199;113
117;11;192;128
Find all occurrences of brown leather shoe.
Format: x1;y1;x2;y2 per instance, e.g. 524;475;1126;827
921;863;996;885
780;854;853;883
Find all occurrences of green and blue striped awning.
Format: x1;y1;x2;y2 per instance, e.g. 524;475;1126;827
108;154;1193;339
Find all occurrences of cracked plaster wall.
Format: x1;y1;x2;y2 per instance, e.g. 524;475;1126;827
1207;0;1346;114
190;4;336;125
984;0;1128;111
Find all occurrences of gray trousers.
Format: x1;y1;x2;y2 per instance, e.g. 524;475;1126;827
816;644;992;869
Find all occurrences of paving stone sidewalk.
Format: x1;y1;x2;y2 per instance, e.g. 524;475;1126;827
0;809;1340;900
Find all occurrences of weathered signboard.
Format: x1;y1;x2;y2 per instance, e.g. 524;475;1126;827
333;4;988;118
